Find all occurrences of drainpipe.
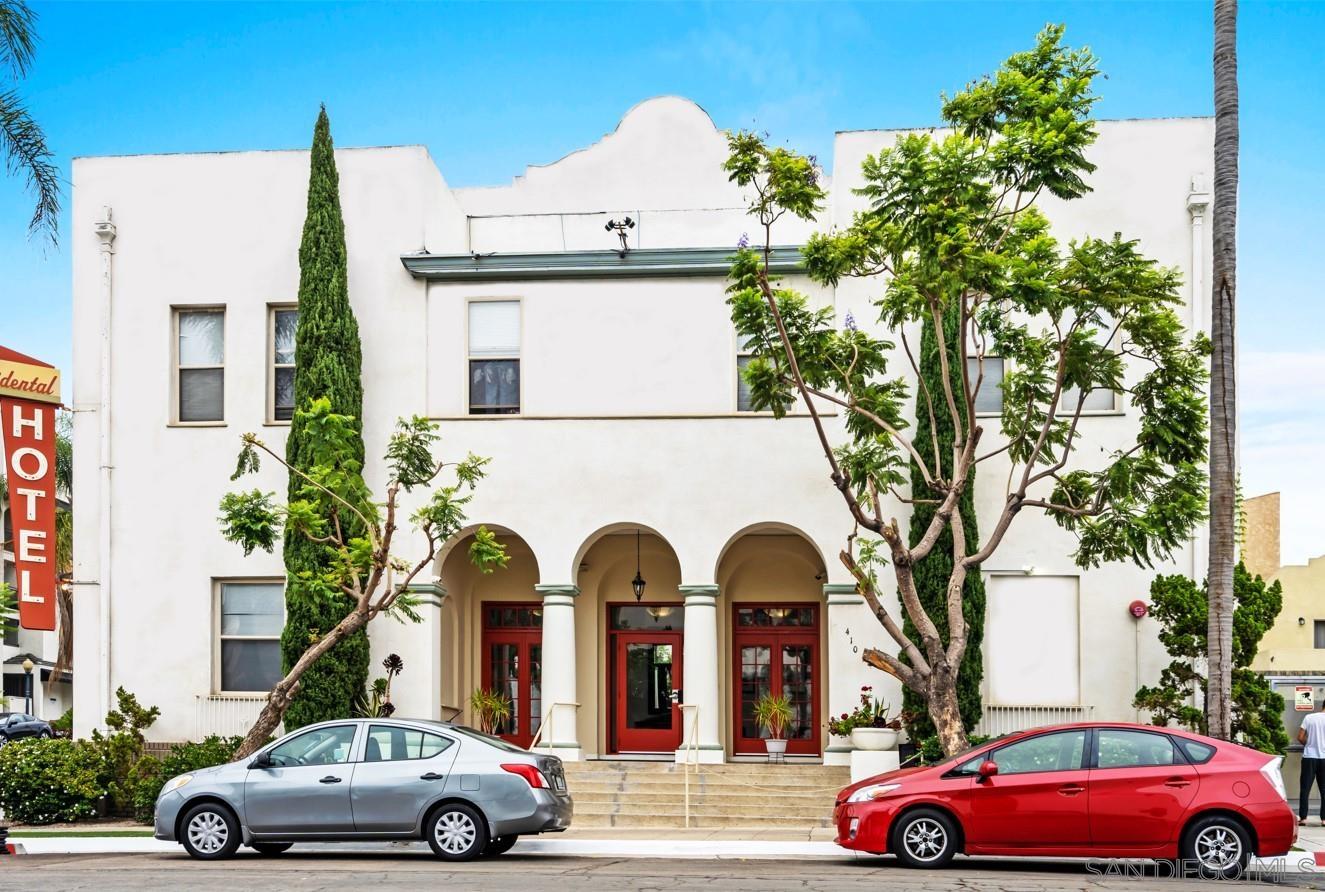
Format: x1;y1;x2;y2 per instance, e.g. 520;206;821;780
93;207;117;726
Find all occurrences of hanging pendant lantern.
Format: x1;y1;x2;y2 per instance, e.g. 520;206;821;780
632;528;647;602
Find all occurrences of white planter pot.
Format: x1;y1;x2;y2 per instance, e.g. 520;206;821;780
850;727;898;751
765;738;789;754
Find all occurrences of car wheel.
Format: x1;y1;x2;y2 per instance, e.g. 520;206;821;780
1181;814;1251;880
250;842;293;856
39;730;51;739
890;807;958;869
426;802;488;861
483;834;519;857
179;802;241;860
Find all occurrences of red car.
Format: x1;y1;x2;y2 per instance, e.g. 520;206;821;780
835;722;1294;878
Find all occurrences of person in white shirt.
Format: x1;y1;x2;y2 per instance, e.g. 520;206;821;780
1298;703;1325;824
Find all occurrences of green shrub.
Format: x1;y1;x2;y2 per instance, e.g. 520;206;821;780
50;708;73;736
90;687;161;816
918;733;993;765
131;735;243;823
0;738;106;824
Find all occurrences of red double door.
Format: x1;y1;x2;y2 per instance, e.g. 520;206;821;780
732;604;821;755
608;603;685;753
481;603;543;749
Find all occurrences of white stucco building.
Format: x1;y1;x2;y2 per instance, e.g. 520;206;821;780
68;98;1215;761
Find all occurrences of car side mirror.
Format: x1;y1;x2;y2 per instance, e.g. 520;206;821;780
248;752;273;769
977;760;999;782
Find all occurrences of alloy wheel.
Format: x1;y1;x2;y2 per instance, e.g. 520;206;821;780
187;811;229;854
434;810;478;856
1194;825;1242;871
902;817;947;862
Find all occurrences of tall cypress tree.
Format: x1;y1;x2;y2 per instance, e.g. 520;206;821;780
902;307;986;739
280;106;369;728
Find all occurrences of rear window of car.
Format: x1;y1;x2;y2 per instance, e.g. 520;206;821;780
449;725;529;753
1176;738;1216;764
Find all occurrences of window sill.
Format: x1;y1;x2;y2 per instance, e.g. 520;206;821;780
262;420;293;427
974;410;1124;419
167;421;227;428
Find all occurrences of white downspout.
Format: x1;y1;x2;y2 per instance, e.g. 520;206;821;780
93;207;116;726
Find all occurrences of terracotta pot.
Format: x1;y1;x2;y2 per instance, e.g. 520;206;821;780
850;727;898;751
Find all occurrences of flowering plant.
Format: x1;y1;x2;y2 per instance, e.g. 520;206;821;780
827;686;900;737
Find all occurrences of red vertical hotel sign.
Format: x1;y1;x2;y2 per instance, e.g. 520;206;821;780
0;345;60;631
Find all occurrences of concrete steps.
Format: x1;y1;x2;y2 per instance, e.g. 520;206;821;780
562;761;849;829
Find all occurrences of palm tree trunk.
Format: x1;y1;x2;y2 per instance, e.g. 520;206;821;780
1206;0;1239;740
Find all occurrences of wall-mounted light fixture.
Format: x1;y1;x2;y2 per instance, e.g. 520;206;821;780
605;217;635;257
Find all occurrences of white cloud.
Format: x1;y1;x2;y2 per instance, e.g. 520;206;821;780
1240;351;1325;565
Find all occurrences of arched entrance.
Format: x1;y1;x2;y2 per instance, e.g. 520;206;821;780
573;524;683;755
438;526;542;748
716;524;828;757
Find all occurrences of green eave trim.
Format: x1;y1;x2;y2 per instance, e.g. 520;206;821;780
400;245;805;282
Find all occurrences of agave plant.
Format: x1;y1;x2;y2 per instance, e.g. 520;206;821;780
753;693;794;740
469;688;513;735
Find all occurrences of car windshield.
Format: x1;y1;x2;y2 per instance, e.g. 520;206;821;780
933;734;1010;769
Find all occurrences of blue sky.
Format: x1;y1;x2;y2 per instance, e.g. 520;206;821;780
1;1;1321;561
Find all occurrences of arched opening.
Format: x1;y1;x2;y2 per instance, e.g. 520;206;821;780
438;525;542;747
715;523;828;757
573;524;684;756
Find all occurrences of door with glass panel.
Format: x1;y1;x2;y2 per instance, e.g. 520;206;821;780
480;603;542;748
608;603;684;753
732;604;821;755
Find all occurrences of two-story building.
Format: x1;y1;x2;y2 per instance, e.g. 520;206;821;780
69;97;1215;760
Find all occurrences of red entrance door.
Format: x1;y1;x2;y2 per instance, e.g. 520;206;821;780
732;604;821;755
481;603;542;749
608;603;685;753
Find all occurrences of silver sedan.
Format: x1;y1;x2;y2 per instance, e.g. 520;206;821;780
153;718;572;860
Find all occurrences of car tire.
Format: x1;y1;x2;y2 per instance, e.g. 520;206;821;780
250;842;293;856
179;802;242;861
1180;814;1251;880
483;834;519;857
890;807;959;869
426;802;488;861
39;730;51;739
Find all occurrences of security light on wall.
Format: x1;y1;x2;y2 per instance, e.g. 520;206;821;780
605;217;635;257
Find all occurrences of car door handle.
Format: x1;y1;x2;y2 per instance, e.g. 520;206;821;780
319;775;342;784
1058;784;1086;796
420;772;445;781
1164;777;1191;788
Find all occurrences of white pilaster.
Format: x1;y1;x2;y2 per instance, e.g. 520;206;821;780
675;584;724;764
824;583;864;766
533;583;581;760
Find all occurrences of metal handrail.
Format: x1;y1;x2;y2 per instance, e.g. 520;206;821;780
680;703;701;828
528;701;580;753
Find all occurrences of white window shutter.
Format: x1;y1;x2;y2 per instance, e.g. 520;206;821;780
469;301;520;356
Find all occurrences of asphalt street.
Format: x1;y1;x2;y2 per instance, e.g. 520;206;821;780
8;852;1325;892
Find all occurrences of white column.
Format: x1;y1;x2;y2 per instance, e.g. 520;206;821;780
824;583;864;766
676;584;724;764
533;584;581;760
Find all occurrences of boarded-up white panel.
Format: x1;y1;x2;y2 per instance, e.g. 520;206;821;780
986;576;1080;706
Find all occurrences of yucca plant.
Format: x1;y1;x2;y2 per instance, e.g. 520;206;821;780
753;693;793;740
469;688;513;735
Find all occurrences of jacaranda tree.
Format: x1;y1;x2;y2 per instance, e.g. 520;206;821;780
220;399;508;759
726;25;1210;755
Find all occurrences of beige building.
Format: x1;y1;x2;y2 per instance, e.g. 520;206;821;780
1247;492;1325;674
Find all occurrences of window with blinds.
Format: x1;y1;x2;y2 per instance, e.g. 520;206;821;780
269;307;298;422
175;308;225;423
469;300;520;414
217;581;284;692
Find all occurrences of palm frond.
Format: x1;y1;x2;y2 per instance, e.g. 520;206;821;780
0;87;59;243
0;0;36;79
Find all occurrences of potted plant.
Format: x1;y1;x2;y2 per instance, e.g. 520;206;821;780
468;688;513;735
753;692;794;758
833;686;901;751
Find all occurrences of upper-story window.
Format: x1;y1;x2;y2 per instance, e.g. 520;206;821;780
270;307;298;422
737;336;757;412
966;356;1004;415
174;308;225;423
468;300;520;415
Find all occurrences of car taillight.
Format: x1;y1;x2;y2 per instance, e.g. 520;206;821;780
1261;756;1288;801
502;763;549;789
